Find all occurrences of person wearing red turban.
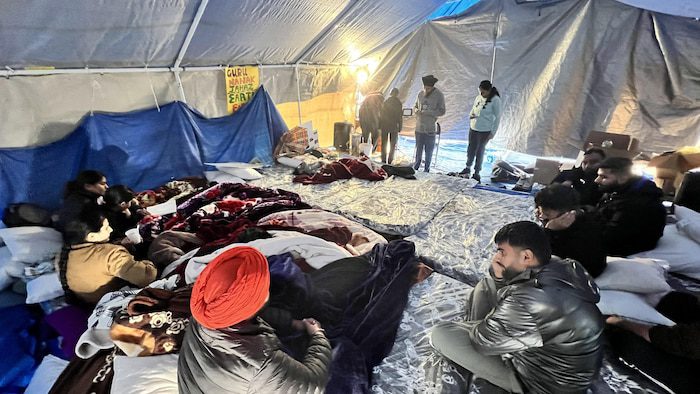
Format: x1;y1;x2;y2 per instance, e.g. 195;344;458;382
178;246;332;393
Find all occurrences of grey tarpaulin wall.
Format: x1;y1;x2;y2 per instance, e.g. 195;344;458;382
367;0;700;157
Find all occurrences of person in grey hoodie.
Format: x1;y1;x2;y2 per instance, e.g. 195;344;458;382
413;75;446;172
430;221;603;393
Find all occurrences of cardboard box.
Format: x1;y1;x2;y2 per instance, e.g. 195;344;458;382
583;131;638;151
648;148;700;194
532;158;562;185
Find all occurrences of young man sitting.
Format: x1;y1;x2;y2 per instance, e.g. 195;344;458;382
552;148;606;206
430;221;603;393
535;184;606;277
594;157;666;256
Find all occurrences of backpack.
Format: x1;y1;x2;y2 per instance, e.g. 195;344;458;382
2;203;52;227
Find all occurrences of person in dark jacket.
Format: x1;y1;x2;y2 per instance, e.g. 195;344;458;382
606;291;700;394
535;184;607;277
178;246;331;394
379;88;403;164
430;221;603;393
551;147;606;206
56;170;108;231
594;157;666;256
102;185;149;242
358;92;384;153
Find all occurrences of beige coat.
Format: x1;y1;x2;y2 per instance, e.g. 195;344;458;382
66;242;157;304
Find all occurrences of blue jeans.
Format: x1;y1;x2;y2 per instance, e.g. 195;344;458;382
414;133;436;172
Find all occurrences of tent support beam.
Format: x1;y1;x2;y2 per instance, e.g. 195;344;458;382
173;0;210;71
292;0;361;65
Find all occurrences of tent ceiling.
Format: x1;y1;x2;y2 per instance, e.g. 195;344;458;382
0;0;446;70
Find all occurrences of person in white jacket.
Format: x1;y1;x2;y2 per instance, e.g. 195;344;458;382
459;80;502;182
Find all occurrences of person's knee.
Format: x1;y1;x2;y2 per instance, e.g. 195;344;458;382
430;322;459;353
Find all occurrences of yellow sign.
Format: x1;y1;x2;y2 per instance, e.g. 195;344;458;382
225;66;260;113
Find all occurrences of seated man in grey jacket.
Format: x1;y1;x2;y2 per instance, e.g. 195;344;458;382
178;246;331;394
430;221;603;393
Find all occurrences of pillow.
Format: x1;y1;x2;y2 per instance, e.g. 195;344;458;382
0;247;13;291
0;226;63;263
631;225;700;280
26;272;64;304
111;353;178;394
598;290;675;326
595;257;671;294
204;171;246;185
24;354;69;394
277;156;303;168
217;166;263;180
675;205;700;244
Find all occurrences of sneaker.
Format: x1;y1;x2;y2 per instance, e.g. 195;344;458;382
458;167;471;176
472;173;481;183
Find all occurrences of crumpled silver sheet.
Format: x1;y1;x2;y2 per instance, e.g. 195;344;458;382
251;165;477;236
372;191;665;394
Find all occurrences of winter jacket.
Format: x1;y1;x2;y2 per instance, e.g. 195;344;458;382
469;94;501;133
414;88;445;134
468;257;603;394
359;93;384;130
55;190;102;231
595;177;666;257
552;167;604;207
379;96;403;133
178;317;332;394
545;211;607;277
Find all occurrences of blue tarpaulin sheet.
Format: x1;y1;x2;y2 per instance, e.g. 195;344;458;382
0;86;287;215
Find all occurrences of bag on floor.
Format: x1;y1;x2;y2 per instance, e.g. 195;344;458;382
2;203;52;227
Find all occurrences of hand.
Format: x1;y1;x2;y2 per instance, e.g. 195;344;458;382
545;210;576;231
606;315;624;325
291;319;305;332
302;318;323;335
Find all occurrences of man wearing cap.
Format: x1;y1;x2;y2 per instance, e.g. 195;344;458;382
414;74;446;172
178;246;332;394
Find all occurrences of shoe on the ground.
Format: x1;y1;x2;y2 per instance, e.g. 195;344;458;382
458;167;471;176
472;173;481;183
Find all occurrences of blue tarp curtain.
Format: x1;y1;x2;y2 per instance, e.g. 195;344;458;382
0;86;287;215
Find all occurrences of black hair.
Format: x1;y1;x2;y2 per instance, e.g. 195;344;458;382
584;147;606;159
598;157;632;175
535;184;581;212
64;170;105;198
58;208;107;305
479;80;500;103
390;88;399;97
104;185;134;208
494;221;552;264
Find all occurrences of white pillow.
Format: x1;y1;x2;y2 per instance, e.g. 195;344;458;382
24;354;69;394
598;290;675;326
631;225;700;280
204;171;246;185
218;166;263;180
277;156;303;168
595;257;671;294
0;247;14;291
26;272;64;304
0;226;63;263
675;205;700;244
111;354;178;394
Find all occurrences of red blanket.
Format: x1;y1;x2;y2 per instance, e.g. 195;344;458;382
293;157;387;184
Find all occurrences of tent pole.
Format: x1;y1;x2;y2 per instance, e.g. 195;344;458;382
174;71;187;103
489;3;503;82
295;65;303;125
173;0;210;71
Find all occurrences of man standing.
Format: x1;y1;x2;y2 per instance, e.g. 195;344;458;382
379;88;403;164
358;92;384;153
414;75;445;172
430;221;603;393
594;157;666;256
552;147;606;206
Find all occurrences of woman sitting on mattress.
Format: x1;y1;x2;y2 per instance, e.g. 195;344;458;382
56;170;108;231
178;246;332;394
57;208;157;306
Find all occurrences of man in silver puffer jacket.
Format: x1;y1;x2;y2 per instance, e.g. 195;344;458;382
431;221;603;393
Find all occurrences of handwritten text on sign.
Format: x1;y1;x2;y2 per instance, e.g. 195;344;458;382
225;66;260;113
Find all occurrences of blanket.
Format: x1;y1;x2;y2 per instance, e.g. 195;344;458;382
293;157;387;185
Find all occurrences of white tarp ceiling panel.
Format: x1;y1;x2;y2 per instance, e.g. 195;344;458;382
302;0;448;64
0;0;198;69
615;0;700;18
180;0;351;66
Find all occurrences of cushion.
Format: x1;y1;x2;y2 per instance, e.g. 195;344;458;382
675;205;700;244
631;225;700;280
0;226;63;263
111;353;178;394
598;290;675;326
26;272;64;304
0;247;13;291
595;257;671;294
277;156;304;168
204;171;246;185
217;166;263;180
24;354;69;394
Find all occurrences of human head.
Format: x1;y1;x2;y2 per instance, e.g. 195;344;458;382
190;246;271;330
492;221;552;279
534;184;580;225
581;148;606;174
422;75;438;93
63;208;111;245
595;157;633;192
65;170;108;197
104;185;135;211
479;80;492;97
390;87;399;97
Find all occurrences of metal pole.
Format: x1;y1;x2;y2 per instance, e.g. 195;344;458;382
173;0;210;70
489;4;503;82
295;65;303;125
